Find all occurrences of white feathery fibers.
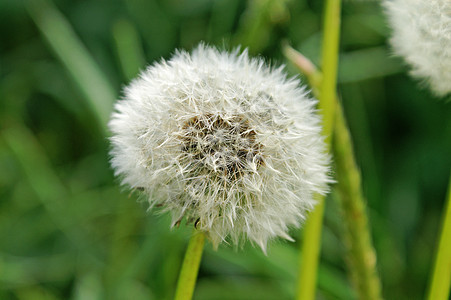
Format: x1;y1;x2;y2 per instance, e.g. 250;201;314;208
384;0;451;96
109;44;330;252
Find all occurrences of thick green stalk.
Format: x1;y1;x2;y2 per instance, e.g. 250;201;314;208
333;104;383;300
297;193;327;300
427;174;451;300
174;231;206;300
296;0;341;299
317;0;341;145
285;45;383;300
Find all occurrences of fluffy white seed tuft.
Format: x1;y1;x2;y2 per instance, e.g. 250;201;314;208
109;44;330;252
384;0;451;96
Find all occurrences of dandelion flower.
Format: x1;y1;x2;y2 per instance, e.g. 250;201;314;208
384;0;451;96
109;44;330;251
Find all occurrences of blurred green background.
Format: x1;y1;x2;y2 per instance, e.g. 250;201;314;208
1;0;450;299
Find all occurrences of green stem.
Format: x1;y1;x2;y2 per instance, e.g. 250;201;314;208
285;45;383;300
318;0;341;146
427;174;451;300
296;0;341;299
174;230;206;300
297;194;326;300
333;104;383;300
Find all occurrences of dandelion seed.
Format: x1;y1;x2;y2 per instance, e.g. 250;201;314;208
109;44;330;252
384;0;451;96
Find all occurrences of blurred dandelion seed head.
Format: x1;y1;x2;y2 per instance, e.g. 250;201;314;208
385;0;451;96
108;44;330;251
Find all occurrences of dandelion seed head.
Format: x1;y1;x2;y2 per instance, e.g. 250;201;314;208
109;44;330;251
384;0;451;96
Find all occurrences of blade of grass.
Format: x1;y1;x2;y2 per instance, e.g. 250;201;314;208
112;19;146;81
205;241;354;300
2;126;98;258
427;174;451;300
26;0;116;131
234;0;290;53
106;24;147;295
338;47;403;83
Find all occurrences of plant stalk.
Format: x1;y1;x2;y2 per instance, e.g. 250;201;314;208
285;44;383;300
296;0;341;299
333;103;383;300
174;230;206;300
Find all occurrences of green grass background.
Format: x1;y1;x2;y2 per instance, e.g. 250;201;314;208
1;0;451;299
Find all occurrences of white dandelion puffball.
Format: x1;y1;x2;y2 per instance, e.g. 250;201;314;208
384;0;451;96
109;44;330;251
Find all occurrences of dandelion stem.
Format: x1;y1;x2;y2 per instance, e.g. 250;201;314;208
427;174;451;300
297;193;327;300
285;45;383;300
317;0;341;146
174;230;205;300
333;103;383;300
296;0;341;299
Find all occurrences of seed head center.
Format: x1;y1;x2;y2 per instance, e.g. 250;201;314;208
180;114;263;178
